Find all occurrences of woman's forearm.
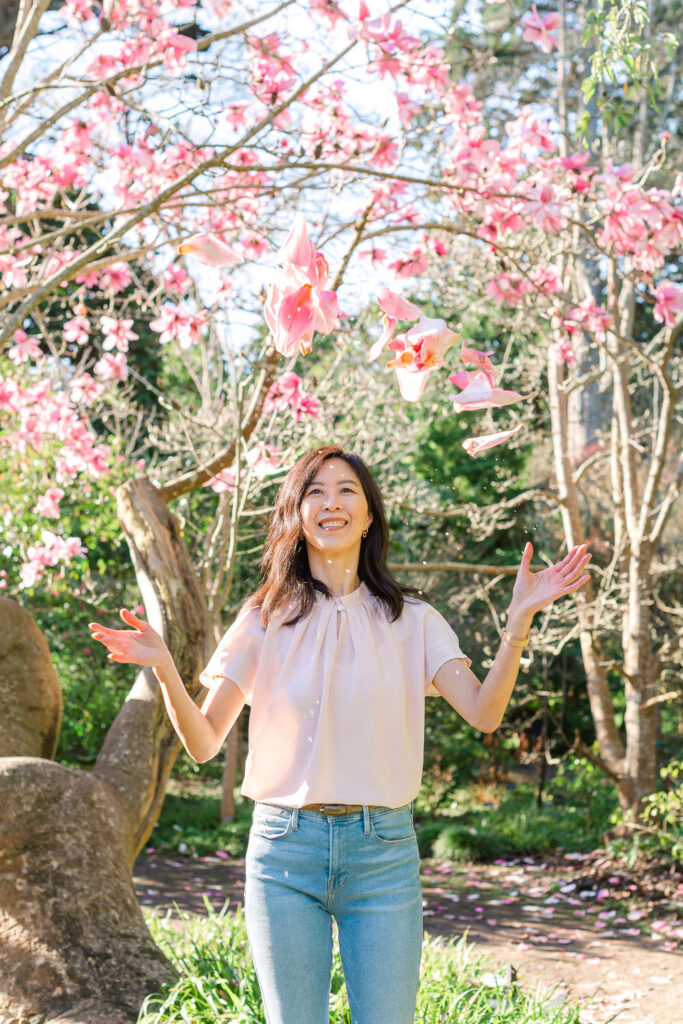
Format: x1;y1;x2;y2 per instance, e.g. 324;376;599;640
153;655;220;763
474;602;534;733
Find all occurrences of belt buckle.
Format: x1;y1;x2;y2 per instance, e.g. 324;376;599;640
319;803;345;815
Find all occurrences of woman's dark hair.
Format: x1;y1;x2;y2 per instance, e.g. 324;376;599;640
245;445;421;626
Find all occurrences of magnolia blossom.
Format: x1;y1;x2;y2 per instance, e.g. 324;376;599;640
264;213;340;356
387;247;428;278
385;317;460;402
63;316;91;346
69;373;105;406
20;531;87;589
8;330;41;364
553;338;575;366
651;279;683;327
100;316;138;353
522;4;561;54
463;423;524;457
93;352;128;382
177;232;243;266
563;297;611;341
36;487;64;519
263;371;320;421
150;303;205;348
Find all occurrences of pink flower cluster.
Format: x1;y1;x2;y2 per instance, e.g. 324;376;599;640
263;372;320;421
0;377;110;481
20;531;88;589
150;304;206;349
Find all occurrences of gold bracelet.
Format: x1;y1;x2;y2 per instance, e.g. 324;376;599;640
501;629;530;649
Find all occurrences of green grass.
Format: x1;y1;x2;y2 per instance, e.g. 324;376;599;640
138;903;580;1024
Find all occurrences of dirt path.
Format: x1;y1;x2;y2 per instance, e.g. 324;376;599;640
134;851;682;1024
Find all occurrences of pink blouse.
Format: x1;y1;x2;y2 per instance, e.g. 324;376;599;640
200;582;470;808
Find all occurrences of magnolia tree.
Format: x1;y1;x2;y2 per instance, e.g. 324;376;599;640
0;0;681;1018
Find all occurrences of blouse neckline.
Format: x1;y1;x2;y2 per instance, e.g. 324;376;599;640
314;580;373;610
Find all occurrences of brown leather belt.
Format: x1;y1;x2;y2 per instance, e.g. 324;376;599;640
301;803;381;815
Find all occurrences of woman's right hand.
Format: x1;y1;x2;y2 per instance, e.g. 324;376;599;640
88;609;170;667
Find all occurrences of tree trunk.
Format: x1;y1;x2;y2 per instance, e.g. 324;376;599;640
621;547;660;815
94;476;211;861
221;720;240;822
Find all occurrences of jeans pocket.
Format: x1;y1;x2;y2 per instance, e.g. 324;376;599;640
250;806;293;840
370;806;416;845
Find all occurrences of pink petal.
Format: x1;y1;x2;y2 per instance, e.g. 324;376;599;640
277;212;314;268
309;251;329;289
273;284;316;356
313;288;339;334
452;369;528;411
448;370;471;390
394;365;431;402
178;232;242;266
377;287;421;321
460;340;496;374
462;423;524;456
369;315;396;361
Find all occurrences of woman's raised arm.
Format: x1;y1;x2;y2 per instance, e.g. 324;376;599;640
433;543;591;733
88;609;245;763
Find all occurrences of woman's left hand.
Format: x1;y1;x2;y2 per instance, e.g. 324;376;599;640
510;542;592;619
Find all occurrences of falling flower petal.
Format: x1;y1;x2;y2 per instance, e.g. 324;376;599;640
377;287;421;321
178;232;242;266
451;370;528;411
462;423;524;456
369;314;397;361
460;340;496;374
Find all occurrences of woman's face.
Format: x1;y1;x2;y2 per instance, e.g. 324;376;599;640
299;459;373;558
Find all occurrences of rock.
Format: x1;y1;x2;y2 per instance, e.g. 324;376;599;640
0;758;174;1023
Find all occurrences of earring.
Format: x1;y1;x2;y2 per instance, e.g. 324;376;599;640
362;528;368;538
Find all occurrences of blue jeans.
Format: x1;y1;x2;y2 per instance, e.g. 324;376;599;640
244;802;423;1024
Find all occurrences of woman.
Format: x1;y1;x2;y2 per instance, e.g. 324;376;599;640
89;444;591;1024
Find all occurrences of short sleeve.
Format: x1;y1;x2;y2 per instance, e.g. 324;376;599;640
199;607;263;704
423;605;471;697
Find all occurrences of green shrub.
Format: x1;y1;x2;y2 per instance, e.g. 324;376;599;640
608;758;683;868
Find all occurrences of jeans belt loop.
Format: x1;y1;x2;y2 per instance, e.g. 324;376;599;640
362;804;370;835
292;807;299;831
